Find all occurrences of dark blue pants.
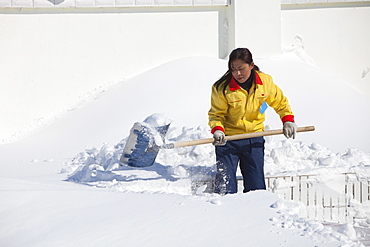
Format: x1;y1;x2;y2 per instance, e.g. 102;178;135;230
214;137;266;194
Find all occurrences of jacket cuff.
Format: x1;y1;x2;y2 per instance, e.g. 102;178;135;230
282;115;295;123
211;126;225;134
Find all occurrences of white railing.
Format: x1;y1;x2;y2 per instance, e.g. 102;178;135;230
265;173;370;224
192;173;370;224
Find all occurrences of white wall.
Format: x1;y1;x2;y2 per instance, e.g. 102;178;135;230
281;6;370;96
227;0;281;58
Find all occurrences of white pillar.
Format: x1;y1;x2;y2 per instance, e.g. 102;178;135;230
227;0;281;58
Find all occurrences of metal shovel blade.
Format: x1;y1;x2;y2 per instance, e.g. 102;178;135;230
120;122;170;167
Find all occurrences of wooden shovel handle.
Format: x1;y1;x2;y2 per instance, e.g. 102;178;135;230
171;126;315;148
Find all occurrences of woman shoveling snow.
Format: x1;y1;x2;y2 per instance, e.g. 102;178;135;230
208;48;297;194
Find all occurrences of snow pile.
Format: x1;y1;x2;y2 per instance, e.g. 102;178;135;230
63;117;216;195
63;114;370;193
264;138;370;176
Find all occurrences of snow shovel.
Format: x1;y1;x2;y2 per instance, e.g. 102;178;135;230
120;122;315;168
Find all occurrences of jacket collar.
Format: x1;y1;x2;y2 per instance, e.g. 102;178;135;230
229;71;263;91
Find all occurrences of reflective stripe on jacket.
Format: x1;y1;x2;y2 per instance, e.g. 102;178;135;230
208;71;294;135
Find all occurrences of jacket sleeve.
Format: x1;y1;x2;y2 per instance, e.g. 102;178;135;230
208;85;228;133
265;77;295;123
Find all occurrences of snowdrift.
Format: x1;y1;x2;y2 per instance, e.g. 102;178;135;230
1;55;370;247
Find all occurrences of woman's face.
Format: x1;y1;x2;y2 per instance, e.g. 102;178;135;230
230;59;254;84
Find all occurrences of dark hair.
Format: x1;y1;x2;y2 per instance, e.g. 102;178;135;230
213;48;260;92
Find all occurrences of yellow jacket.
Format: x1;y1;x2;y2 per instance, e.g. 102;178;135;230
208;71;294;135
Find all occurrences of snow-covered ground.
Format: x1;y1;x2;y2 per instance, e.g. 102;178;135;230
1;53;369;246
